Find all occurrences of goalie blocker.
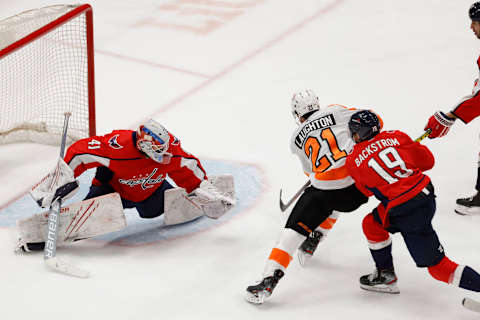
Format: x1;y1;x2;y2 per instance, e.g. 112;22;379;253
30;158;79;208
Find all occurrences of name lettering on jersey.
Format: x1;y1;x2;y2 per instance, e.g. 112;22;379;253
118;168;165;190
108;134;123;149
354;138;400;167
295;114;336;148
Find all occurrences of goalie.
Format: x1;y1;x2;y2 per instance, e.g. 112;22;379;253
19;119;236;252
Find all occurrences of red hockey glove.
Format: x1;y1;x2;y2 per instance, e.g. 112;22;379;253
424;111;455;138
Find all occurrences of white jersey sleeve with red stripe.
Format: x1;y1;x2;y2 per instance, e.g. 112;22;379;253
290;105;359;190
450;56;480;124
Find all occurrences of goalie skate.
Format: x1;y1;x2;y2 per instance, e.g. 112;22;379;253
455;192;480;215
359;268;400;294
245;269;284;304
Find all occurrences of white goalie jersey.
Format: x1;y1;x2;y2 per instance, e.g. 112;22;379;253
290;104;361;190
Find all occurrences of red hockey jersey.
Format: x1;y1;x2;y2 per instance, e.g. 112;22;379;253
345;130;434;224
64;130;207;202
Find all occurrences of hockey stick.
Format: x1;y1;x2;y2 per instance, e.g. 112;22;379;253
279;130;433;212
44;112;89;278
279;180;311;212
414;129;431;142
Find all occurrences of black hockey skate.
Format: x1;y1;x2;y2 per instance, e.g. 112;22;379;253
245;269;285;304
359;268;399;294
298;230;323;266
455;192;480;215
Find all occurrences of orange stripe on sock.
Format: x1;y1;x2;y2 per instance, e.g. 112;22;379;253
297;222;312;234
269;248;292;269
319;217;337;230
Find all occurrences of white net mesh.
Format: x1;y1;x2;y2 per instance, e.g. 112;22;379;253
0;4;94;145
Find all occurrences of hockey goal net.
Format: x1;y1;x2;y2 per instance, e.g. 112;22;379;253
0;4;95;145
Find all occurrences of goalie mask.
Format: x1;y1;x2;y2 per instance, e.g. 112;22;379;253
136;119;172;164
291;89;321;123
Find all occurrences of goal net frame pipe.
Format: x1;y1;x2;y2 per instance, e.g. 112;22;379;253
0;4;96;137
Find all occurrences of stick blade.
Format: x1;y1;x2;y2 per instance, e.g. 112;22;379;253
462;297;480;313
45;257;89;279
279;189;287;212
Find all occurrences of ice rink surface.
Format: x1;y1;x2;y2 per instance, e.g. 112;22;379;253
1;0;480;319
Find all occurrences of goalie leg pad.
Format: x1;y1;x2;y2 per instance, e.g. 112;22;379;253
16;193;126;249
163;188;204;225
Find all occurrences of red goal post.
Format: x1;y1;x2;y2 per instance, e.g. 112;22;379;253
0;4;95;145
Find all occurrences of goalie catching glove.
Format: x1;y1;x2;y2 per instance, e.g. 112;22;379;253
189;179;236;219
30;158;79;208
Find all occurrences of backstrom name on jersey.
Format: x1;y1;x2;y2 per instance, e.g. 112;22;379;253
294;114;336;148
353;137;400;167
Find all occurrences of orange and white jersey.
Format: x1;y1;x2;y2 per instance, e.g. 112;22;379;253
290;104;360;190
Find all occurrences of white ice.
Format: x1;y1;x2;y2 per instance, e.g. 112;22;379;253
0;0;480;319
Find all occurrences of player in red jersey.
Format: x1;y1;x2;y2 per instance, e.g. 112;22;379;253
346;110;480;300
424;2;480;215
66;120;207;210
24;119;235;251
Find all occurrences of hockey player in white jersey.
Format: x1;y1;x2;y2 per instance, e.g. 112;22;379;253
245;90;375;304
423;2;480;215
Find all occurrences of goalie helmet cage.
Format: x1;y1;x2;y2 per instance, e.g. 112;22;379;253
0;4;95;145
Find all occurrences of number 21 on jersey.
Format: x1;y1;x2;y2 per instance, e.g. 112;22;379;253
304;128;347;173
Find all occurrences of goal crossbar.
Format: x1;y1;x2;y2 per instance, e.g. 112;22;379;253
0;4;96;145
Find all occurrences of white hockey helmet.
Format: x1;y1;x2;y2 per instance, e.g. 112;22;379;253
291;89;320;122
136;119;171;163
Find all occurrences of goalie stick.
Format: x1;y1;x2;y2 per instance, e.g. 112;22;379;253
279;130;432;212
44;112;89;278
